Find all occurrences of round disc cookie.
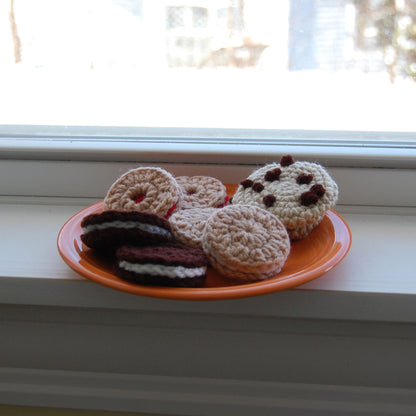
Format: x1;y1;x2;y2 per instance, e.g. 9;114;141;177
103;167;182;218
169;207;217;248
175;176;228;209
232;155;339;240
202;204;290;282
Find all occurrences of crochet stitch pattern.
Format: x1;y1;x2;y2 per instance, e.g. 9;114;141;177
103;167;182;218
202;204;290;282
169;207;217;249
232;155;339;240
80;210;173;252
175;175;228;209
115;243;208;287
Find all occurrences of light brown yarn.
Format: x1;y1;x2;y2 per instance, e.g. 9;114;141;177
103;167;182;217
202;205;290;282
175;176;228;209
232;160;339;240
169;207;217;248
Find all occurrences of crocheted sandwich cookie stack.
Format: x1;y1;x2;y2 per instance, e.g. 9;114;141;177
232;155;339;240
202;204;290;282
169;207;218;249
175;175;229;209
80;211;174;252
104;167;182;218
115;243;208;287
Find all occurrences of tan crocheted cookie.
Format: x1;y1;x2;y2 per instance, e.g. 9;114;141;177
103;167;182;218
169;207;217;248
175;176;228;209
232;155;339;240
202;204;290;282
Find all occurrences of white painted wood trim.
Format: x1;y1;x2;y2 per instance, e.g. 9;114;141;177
1;368;416;416
1;127;416;168
1;160;416;207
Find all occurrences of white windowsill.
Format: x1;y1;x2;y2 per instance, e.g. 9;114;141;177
0;197;415;323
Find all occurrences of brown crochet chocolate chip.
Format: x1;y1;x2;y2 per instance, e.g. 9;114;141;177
240;179;253;189
300;191;319;206
264;168;282;182
310;184;326;197
296;173;313;185
280;155;295;167
252;182;264;192
263;194;276;207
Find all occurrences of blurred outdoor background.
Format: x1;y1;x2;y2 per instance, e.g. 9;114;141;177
1;0;415;132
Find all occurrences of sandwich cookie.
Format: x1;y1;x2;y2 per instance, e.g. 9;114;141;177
175;175;229;209
81;210;173;252
104;167;182;218
202;204;290;282
115;243;208;287
169;207;217;248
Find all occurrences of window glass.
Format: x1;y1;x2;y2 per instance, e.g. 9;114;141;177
0;0;415;133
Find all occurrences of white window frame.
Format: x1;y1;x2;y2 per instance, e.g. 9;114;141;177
1;126;415;208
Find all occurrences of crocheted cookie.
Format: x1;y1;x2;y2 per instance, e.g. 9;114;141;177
115;243;208;287
175;176;228;209
104;167;182;218
232;155;339;240
81;210;173;252
169;207;217;248
202;205;290;282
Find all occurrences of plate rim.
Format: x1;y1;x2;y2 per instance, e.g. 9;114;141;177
57;201;352;301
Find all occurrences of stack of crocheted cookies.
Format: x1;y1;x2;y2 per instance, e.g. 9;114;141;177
80;156;338;287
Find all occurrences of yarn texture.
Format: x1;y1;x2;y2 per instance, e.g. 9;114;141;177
232;157;339;240
115;243;208;287
175;175;228;209
202;204;290;281
169;207;217;248
80;210;173;251
104;167;182;217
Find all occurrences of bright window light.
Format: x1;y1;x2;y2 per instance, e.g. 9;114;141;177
0;0;415;133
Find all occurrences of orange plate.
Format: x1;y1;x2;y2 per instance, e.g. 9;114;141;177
57;185;351;301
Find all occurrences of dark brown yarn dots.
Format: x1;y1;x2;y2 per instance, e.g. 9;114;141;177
240;179;253;189
300;184;326;206
264;168;281;182
263;194;276;207
239;179;264;193
296;173;313;185
252;182;264;192
280;155;295;167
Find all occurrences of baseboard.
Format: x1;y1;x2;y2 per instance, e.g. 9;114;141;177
1;368;415;416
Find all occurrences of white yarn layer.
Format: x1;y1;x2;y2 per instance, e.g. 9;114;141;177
119;261;206;279
83;221;171;237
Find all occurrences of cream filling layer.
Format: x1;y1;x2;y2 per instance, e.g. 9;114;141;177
119;261;206;279
83;220;171;237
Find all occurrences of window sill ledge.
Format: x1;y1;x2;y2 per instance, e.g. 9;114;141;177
0;198;415;323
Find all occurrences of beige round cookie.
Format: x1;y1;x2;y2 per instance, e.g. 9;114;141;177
103;167;182;217
175;176;228;209
169;207;217;248
232;156;339;240
202;204;290;282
